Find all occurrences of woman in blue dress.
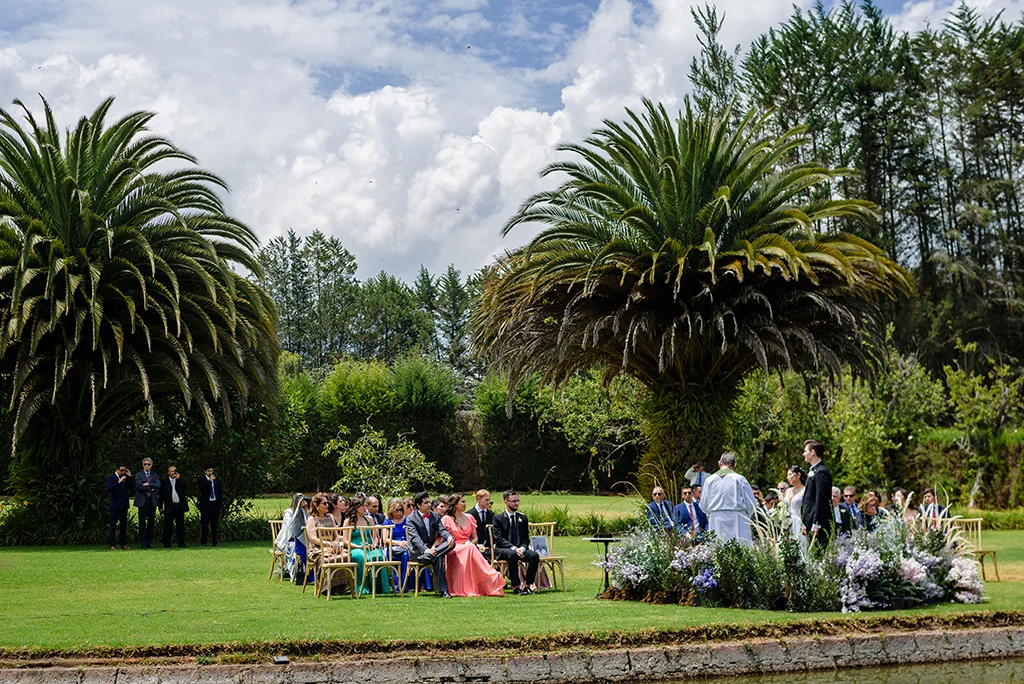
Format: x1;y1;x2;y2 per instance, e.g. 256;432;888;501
382;498;410;592
345;493;392;595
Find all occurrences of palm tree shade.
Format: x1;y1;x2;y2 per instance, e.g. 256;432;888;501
472;99;912;479
0;97;279;538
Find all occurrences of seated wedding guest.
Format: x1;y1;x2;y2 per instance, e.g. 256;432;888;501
646;486;674;529
442;493;505;597
406;491;453;598
468;489;496;554
891;487;909;509
494;490;541;595
763;491;780;511
693;484;703;502
777;481;789;496
843;486;862;525
383;498;411;592
276;493;305;578
672;485;707;533
831;486;855;535
292;496;311;583
303;493;337;585
327;493;344;526
752;485;765;511
346;493;392;595
432;496;449;517
367;495;386;525
921;488;947;525
861;492;888;532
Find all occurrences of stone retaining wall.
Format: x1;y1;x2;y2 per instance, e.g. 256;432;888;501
3;627;1024;684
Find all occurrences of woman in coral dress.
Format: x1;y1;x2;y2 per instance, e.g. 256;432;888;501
442;494;505;597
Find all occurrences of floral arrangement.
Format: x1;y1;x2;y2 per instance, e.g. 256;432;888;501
598;508;984;612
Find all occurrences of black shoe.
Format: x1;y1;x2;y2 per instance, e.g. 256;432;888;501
441;592;454;599
513;587;526;595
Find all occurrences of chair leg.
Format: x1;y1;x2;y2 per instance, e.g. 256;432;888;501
993;554;1000;582
269;554;277;580
559;563;566;591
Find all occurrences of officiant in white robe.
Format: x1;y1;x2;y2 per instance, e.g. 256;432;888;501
701;452;756;546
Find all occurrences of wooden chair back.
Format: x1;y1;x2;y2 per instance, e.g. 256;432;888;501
949;517;983;552
268;519;286;581
527;521;556;557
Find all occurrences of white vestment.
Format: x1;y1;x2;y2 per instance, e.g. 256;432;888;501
701;469;756;545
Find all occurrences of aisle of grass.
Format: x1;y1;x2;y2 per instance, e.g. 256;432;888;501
0;532;1021;651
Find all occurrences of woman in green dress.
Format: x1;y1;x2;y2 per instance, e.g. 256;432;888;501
345;493;393;595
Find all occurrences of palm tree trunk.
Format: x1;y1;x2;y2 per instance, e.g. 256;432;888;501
638;385;736;494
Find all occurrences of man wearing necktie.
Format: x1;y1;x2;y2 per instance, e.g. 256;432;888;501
672;486;707;532
405;491;453;598
197;465;223;547
133;458;161;549
645;487;674;529
160;465;189;548
493;490;541;594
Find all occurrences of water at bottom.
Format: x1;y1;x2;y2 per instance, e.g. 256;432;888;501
655;657;1024;684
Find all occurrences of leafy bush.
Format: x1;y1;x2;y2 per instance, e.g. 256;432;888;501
325;427;452;498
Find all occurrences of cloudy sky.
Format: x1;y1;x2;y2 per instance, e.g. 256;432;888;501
0;0;1019;280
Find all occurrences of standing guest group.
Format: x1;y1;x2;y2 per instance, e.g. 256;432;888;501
644;439;949;548
106;459;224;550
274;489;545;598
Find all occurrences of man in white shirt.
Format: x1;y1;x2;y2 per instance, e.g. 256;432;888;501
701;452;756;545
160;465;189;548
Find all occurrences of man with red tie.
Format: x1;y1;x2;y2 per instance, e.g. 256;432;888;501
133;458;161;549
672;485;708;533
405;491;453;598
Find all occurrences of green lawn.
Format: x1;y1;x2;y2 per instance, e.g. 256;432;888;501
0;531;1021;651
248;492;645;520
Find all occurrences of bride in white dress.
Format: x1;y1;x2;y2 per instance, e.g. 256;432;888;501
785;465;808;555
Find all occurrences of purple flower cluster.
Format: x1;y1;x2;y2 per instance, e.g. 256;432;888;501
693;567;718;593
899;558;926;584
846;549;884;581
946;557;983;604
671;543;713;572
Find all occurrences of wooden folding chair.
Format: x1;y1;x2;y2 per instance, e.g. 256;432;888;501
317;526;359;599
363;525;402;597
268;520;287;581
403;561;437;596
951;518;1000;581
528;521;566;591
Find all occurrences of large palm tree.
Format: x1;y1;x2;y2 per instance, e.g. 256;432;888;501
472;100;912;480
0;97;279;537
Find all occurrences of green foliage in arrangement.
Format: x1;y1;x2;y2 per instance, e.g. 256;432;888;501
472;98;912;489
325;427;452;498
0;97;279;542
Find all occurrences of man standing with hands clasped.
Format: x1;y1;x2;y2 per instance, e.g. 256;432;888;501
160;465;188;548
801;439;833;549
197;465;223;547
134;458;160;549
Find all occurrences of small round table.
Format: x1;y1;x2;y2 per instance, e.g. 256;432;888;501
583;536;625;597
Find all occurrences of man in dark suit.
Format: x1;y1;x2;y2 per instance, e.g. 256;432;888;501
134;458;160;549
672;485;707;532
801;439;833;548
468;489;495;555
107;463;132;550
196;465;223;547
160;465;189;548
645;486;674;529
405;491;453;598
830;486;856;535
493;490;541;595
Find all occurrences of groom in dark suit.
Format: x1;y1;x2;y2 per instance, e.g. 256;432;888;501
493;490;540;595
405;491;453;598
801;439;833;548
